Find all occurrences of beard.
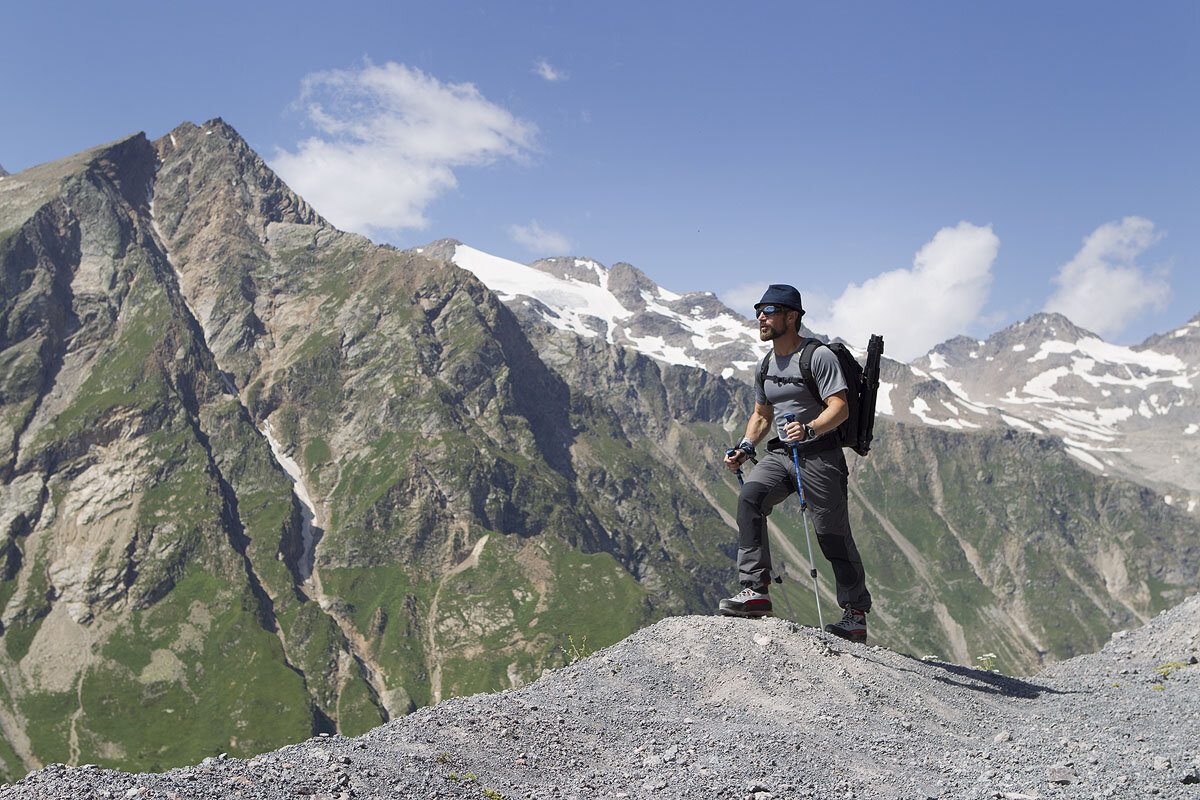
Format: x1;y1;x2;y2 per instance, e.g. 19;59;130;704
759;321;783;341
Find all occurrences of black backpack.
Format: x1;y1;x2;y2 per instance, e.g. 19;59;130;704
758;335;884;457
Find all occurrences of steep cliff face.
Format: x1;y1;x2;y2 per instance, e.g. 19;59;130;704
0;121;1195;780
0;132;331;772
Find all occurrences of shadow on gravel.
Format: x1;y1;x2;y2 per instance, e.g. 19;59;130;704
858;651;1079;699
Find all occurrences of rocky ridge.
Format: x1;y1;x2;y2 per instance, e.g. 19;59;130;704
4;594;1198;799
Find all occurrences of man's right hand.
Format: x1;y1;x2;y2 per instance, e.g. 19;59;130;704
724;439;755;472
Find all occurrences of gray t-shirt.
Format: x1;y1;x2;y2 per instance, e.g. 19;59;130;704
755;344;848;443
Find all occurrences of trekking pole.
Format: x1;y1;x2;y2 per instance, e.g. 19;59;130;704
783;414;824;630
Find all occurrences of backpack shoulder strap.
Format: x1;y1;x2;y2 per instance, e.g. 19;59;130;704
797;338;827;409
758;351;772;389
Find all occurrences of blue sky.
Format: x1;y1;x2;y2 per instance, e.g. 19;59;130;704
3;1;1196;359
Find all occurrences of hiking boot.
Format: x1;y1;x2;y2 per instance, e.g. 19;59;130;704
825;607;867;642
718;586;773;618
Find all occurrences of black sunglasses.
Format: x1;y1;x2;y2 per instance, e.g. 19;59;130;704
755;305;790;317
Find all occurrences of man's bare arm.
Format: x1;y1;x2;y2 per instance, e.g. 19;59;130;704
744;402;774;444
781;390;848;442
724;403;774;472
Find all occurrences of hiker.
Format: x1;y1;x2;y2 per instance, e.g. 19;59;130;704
720;284;872;642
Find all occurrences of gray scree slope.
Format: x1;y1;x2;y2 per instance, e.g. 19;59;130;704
4;594;1198;800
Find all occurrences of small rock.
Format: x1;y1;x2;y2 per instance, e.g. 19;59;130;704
1153;756;1171;770
993;731;1013;743
753;633;773;647
1047;766;1076;784
1180;770;1200;785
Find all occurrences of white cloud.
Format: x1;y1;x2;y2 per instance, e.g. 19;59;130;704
1042;217;1169;338
534;58;567;82
807;222;1000;362
509;220;572;254
720;282;769;316
270;61;537;236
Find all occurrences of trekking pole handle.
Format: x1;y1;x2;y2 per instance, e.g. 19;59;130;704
724;449;745;486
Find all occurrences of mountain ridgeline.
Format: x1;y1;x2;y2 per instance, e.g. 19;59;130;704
0;120;1195;777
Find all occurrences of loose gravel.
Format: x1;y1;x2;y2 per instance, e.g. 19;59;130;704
4;595;1198;800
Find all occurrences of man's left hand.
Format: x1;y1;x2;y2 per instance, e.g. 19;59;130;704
783;420;807;442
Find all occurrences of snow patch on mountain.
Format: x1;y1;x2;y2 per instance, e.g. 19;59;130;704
453;244;633;343
441;241;765;378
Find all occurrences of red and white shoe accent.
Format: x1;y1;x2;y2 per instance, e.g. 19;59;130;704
825;607;868;642
718;587;773;618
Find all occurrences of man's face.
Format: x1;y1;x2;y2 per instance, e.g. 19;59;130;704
756;306;792;341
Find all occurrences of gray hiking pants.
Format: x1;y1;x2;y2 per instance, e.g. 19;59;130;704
736;448;872;611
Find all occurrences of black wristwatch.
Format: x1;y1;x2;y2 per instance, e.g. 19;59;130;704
801;423;816;441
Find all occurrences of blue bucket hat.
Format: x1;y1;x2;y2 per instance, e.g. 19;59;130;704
755;284;804;314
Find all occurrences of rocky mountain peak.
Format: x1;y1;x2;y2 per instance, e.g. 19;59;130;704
414;237;463;263
0;164;8;177
85;133;159;212
527;256;605;286
0;132;157;233
978;312;1095;355
152;118;327;241
1136;312;1200;360
606;261;658;309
